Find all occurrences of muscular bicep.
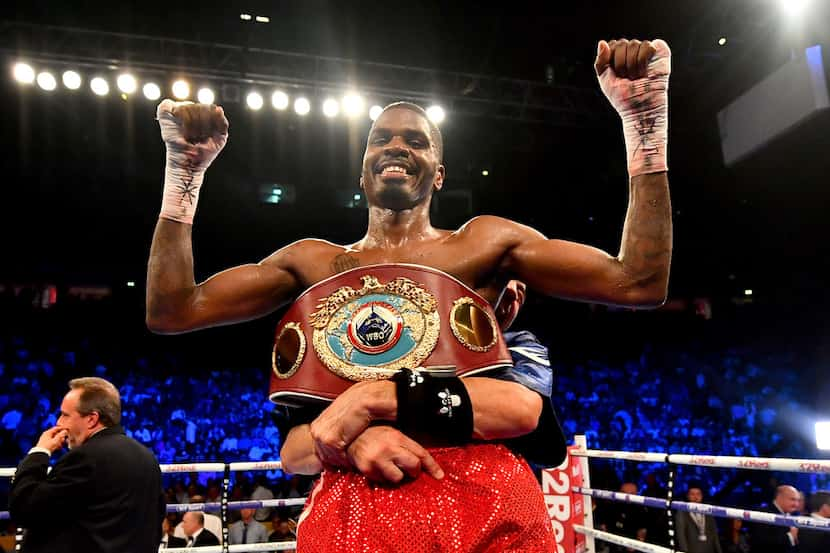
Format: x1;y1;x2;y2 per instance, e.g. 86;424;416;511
187;258;300;330
505;237;648;307
150;250;301;334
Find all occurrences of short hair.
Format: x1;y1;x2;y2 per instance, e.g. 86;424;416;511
370;102;444;163
809;490;830;512
68;377;121;427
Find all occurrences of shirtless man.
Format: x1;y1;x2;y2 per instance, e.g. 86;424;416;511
147;38;672;551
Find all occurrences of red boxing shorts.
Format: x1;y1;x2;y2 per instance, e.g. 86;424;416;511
296;443;555;552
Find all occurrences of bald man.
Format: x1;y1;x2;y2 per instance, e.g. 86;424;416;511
749;485;801;553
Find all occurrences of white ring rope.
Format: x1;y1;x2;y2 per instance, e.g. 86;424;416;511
574;485;830;532
573;524;679;553
167;498;307;513
572;448;830;474
164;543;297;552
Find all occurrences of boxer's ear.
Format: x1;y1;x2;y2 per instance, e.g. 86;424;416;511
359;176;364;189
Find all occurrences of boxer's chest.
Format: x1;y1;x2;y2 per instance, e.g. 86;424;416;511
297;237;506;304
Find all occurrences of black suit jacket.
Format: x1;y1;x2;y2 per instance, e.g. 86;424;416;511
748;505;797;553
162;535;187;548
675;511;722;553
9;425;165;553
192;529;221;546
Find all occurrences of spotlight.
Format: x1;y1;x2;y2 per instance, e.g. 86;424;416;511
780;0;810;17
426;105;445;124
481;170;489;177
116;73;137;94
817;421;830;450
272;90;289;110
240;13;252;21
342;93;365;118
294;97;311;116
255;15;270;23
172;80;190;100
62;70;82;90
143;82;161;100
13;62;35;84
353;193;361;201
246;91;264;110
718;37;727;46
36;72;57;91
322;98;339;118
90;77;110;96
197;87;215;104
369;105;383;121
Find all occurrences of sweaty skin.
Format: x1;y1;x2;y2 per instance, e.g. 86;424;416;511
146;42;672;481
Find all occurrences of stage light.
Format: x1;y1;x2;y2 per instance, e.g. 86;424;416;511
62;70;82;90
90;77;110;96
272;90;289;110
426;105;445;124
197;87;215;104
369;105;383;121
240;13;252;21
342;93;365;118
172;80;190;100
126;281;136;288
353;193;361;201
781;0;810;17
481;170;489;177
322;98;339;118
13;62;35;84
246;91;264;110
36;72;57;91
817;421;830;450
255;15;270;23
718;37;727;46
744;289;753;296
143;82;161;100
117;73;137;94
294;97;311;115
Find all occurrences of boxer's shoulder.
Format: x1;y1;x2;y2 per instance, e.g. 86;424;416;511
453;215;546;245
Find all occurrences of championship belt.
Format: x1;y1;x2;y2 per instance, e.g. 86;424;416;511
269;264;512;405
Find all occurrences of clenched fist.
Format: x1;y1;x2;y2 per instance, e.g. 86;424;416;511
156;100;229;224
594;38;671;177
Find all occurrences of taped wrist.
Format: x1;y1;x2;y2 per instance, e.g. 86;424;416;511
392;368;473;444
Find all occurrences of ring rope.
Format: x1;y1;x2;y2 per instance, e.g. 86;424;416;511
574;486;830;531
166;498;308;513
572;448;830;474
163;543;297;552
573;524;679;553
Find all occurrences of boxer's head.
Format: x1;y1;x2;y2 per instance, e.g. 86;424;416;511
361;102;445;211
495;280;527;331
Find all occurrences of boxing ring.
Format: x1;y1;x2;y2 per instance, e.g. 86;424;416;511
2;436;830;552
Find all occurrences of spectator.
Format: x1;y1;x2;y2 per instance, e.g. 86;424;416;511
229;505;268;545
181;512;220;547
749;485;800;552
799;490;830;553
674;484;722;553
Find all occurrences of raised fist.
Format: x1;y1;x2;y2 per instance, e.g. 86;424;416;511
593;39;671;176
157;99;229;173
156;100;229;224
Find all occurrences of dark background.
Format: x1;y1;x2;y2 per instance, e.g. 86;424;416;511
2;1;830;433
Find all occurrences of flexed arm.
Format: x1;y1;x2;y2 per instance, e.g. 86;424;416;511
146;101;300;333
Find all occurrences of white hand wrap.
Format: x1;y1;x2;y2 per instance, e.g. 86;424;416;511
156;99;228;224
598;39;671;177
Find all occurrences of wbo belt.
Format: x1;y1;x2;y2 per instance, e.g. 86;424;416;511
269;263;512;405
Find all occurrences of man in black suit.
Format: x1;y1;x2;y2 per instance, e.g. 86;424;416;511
160;517;187;549
182;512;221;546
675;484;722;553
8;377;165;553
749;485;801;553
800;490;830;553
